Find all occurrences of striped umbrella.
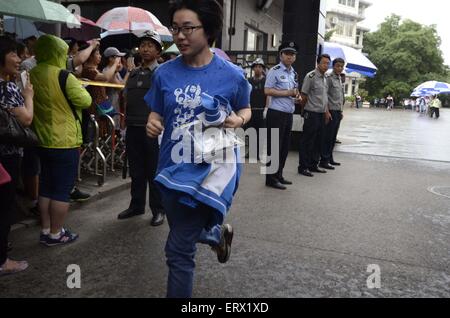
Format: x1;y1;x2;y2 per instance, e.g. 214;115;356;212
412;81;450;95
96;6;172;41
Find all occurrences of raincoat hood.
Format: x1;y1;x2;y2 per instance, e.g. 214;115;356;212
34;34;68;68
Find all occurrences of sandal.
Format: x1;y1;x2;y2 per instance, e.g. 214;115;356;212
0;259;29;277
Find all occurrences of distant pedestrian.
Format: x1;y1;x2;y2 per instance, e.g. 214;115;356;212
386;94;394;110
429;94;441;119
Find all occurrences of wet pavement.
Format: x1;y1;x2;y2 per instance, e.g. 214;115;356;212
1;108;450;298
336;107;450;162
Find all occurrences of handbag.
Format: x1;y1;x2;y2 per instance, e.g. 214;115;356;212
0;105;39;148
0;163;12;186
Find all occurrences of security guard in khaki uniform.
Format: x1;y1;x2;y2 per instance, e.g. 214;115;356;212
298;54;332;177
321;58;346;167
264;41;300;190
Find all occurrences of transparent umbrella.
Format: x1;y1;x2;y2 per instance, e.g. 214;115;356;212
0;0;80;26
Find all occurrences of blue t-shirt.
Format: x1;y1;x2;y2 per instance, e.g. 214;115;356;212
145;54;250;172
145;55;250;218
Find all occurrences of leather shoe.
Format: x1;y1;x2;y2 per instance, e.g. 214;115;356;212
298;169;314;177
265;181;287;190
279;177;293;185
330;160;341;166
150;213;165;226
117;208;145;220
319;163;335;170
309;166;327;173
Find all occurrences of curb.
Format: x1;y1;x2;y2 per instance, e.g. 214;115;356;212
11;180;131;233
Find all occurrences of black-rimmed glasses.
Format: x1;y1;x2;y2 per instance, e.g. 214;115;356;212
168;25;203;36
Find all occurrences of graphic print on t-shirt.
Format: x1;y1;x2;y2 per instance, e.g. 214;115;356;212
173;84;203;129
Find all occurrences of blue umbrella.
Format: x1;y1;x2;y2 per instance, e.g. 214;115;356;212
412;81;450;95
3;16;46;40
323;41;377;78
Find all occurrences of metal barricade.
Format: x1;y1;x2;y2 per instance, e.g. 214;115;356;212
78;114;106;186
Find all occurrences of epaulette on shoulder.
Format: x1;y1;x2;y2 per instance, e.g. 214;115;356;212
308;72;316;78
273;65;281;70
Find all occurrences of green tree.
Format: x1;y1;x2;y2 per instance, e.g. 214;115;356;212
362;15;448;102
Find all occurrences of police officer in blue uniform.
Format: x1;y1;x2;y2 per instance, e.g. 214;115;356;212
264;42;301;190
298;54;332;177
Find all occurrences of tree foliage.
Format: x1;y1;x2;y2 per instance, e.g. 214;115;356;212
362;15;449;101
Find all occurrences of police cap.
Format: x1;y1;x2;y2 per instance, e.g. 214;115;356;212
279;41;298;54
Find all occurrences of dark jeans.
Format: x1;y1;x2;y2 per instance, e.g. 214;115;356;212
321;110;342;164
430;107;440;118
0;155;20;265
162;192;221;298
298;111;325;170
266;109;293;183
126;126;163;216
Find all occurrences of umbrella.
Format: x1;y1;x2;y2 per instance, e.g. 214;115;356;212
412;81;450;95
323;41;377;78
100;29;172;43
75;15;97;27
96;6;172;42
61;15;100;41
212;48;231;61
3;16;45;40
0;0;80;26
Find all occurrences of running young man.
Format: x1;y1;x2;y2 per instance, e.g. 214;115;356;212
145;0;251;298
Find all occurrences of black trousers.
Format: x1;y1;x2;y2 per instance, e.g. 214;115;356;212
0;155;19;265
321;110;342;164
298;111;326;170
266;109;293;183
430;107;440;118
126;126;163;216
246;109;265;159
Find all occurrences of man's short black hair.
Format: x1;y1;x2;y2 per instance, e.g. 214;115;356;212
317;53;331;64
169;0;223;46
0;36;18;67
333;57;345;66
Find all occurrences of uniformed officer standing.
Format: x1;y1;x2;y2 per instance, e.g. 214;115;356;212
264;42;300;190
320;58;346;168
298;54;332;177
117;31;165;226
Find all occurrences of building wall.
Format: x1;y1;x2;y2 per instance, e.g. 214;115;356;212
222;0;284;51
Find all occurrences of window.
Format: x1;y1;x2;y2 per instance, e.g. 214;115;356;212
244;26;267;51
336;17;355;38
339;0;356;7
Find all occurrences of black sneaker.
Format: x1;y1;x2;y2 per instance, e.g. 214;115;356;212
70;187;91;202
213;224;233;264
44;229;79;247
